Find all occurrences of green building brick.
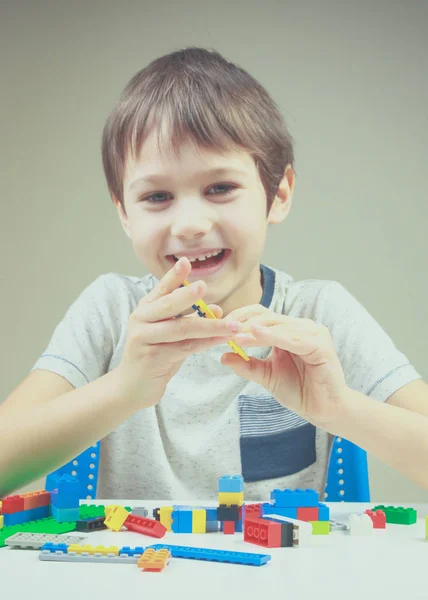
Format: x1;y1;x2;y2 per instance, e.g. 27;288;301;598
0;518;76;548
310;520;330;535
372;505;417;525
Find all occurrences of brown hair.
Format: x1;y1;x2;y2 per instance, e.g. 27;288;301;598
101;47;295;213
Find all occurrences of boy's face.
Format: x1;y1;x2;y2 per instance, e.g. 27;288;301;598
116;126;294;315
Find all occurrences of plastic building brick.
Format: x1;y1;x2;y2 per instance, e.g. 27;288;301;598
245;503;262;518
137;548;171;571
349;514;373;535
0;515;3;529
171;506;193;534
76;517;107;532
4;505;50;527
2;495;25;514
372;505;417;525
159;506;173;531
22;491;51;510
258;516;294;547
262;514;312;547
6;532;86;549
203;507;218;522
296;507;319;522
310;521;330;535
124;514;167;538
131;507;149;518
261;503;297;520
181;282;249;361
218;475;244;493
149;543;271;566
51;505;79;523
244;516;282;548
153;507;161;521
270;488;318;508
104;505;130;532
329;519;348;531
192;509;206;533
223;521;236;535
67;543;120;555
50;475;80;509
39;543;146;564
206;521;219;533
218;491;244;506
118;546;145;556
365;510;386;529
317;503;330;521
80;504;107;519
0;517;76;548
217;505;240;522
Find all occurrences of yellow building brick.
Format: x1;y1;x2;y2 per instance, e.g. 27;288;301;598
218;491;244;506
0;515;3;529
68;544;119;555
192;509;207;533
310;521;330;535
159;506;173;532
104;505;129;532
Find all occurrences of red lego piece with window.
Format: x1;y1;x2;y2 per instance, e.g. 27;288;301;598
244;516;282;548
223;521;236;534
2;495;25;514
296;507;319;522
365;509;386;529
124;514;167;538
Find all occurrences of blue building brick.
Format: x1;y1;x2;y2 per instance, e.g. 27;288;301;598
261;503;297;519
51;505;80;523
317;503;330;521
50;475;80;509
270;488;319;508
118;546;145;556
149;544;270;566
218;475;244;493
4;505;50;527
171;506;193;533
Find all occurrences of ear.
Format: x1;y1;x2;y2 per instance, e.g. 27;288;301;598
267;165;295;225
113;195;131;239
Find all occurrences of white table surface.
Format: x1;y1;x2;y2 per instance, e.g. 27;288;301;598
1;500;426;600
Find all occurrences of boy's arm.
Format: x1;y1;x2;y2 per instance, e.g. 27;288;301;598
0;368;158;497
326;379;428;489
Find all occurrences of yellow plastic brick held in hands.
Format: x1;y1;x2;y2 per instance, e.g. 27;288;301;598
182;280;249;362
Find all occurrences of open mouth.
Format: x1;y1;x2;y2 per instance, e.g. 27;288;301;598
167;249;230;269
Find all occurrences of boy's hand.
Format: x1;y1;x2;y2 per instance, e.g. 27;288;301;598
222;305;348;427
117;257;238;406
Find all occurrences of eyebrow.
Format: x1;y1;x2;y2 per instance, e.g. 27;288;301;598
128;167;248;191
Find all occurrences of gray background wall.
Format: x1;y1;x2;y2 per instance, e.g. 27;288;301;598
1;0;427;501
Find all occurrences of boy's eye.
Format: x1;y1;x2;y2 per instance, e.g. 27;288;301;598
141;184;237;204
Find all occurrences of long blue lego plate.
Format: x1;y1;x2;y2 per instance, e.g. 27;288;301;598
149;544;271;566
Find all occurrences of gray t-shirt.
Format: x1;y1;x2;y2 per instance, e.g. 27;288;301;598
32;265;420;500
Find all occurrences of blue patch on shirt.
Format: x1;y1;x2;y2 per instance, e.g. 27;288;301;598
238;394;316;482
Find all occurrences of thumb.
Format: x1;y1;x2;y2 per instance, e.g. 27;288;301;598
221;352;268;387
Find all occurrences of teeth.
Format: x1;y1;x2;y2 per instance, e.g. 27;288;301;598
173;249;223;262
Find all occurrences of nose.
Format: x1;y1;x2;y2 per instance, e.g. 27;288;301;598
170;199;215;239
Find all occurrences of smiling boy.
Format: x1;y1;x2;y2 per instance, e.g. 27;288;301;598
1;47;427;499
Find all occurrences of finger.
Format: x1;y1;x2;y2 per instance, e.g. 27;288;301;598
141;278;209;323
158;335;232;358
224;304;270;323
221;352;268;386
143;257;193;304
249;323;336;366
135;312;239;345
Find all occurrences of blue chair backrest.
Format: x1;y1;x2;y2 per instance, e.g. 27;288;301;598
47;437;369;502
46;442;100;500
325;437;370;502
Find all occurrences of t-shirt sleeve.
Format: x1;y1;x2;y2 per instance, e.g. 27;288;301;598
313;282;421;401
31;274;122;388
